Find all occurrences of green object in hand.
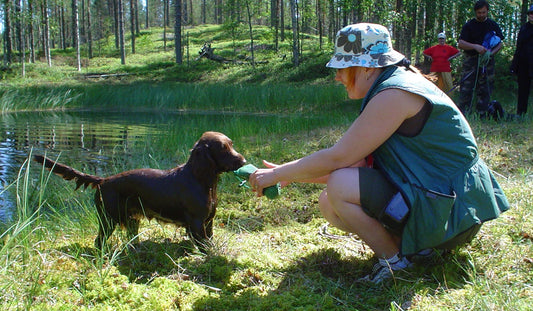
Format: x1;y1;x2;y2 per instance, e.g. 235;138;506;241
234;164;281;199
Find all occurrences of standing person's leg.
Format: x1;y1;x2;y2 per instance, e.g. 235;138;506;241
458;56;478;114
476;58;495;113
436;72;446;91
517;69;531;115
441;71;454;93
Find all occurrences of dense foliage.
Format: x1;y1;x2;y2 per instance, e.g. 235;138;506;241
1;0;531;69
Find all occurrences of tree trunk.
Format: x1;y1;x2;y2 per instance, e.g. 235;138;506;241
393;0;403;52
18;0;24;76
87;0;93;58
28;0;35;62
424;0;436;48
280;0;285;41
3;0;12;65
80;0;85;45
130;0;135;53
113;0;119;48
328;0;334;41
145;0;149;29
58;5;63;49
43;0;51;66
14;0;21;53
118;0;125;64
174;0;182;63
167;0;171;27
246;0;255;67
73;0;81;71
272;0;279;50
135;0;139;34
188;0;193;25
215;0;222;24
289;0;298;66
316;0;322;49
163;0;167;51
201;0;206;24
182;0;188;24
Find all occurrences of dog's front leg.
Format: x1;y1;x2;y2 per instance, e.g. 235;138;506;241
186;217;209;252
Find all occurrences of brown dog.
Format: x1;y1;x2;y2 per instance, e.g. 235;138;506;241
34;131;246;251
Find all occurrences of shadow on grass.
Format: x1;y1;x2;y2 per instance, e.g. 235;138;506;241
188;248;473;310
58;238;475;309
114;239;197;283
113;239;244;287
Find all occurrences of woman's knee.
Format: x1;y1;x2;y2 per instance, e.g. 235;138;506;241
318;189;353;232
326;168;361;205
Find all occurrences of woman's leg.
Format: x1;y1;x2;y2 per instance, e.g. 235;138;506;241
318;190;352;232
318;167;400;259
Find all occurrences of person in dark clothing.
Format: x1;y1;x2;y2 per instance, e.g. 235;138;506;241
457;0;504;115
510;5;533;116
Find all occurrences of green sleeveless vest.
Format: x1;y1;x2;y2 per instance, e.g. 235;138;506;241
361;66;509;255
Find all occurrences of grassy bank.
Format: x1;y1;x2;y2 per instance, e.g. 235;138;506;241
0;82;348;114
1;117;532;310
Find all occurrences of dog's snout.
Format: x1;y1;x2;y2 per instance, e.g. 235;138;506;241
231;154;246;170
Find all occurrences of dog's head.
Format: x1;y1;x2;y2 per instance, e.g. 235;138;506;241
190;131;246;174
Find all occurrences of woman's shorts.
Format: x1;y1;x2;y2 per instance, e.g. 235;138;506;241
359;167;398;219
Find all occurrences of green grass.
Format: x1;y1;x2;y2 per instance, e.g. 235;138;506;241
0;23;532;310
0;116;531;310
0;82;348;114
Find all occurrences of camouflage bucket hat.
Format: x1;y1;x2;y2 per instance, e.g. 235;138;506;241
326;23;405;69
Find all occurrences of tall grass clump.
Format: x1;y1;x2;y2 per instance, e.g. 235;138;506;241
0;82;349;113
0;156;48;309
0;87;83;112
75;82;348;114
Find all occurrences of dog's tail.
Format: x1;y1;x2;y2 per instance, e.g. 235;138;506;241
33;155;103;190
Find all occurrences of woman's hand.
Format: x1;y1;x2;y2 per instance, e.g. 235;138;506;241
261;160;291;188
249;167;278;197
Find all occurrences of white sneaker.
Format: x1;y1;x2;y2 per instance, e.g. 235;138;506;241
359;255;412;284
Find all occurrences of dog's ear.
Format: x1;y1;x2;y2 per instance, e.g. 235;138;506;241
189;141;217;179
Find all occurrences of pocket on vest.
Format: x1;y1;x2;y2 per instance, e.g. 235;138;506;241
407;188;456;252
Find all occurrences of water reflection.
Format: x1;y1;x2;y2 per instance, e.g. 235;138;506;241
0;109;336;223
0;110;171;222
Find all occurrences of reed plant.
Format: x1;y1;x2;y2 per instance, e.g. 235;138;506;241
1;82;347;114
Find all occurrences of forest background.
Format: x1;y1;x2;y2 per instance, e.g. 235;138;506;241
1;0;532;77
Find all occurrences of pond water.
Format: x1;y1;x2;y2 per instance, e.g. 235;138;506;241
0;109;337;223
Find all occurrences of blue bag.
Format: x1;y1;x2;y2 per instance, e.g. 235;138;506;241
482;31;501;50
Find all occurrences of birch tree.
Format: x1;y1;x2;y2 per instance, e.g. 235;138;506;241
73;0;81;71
